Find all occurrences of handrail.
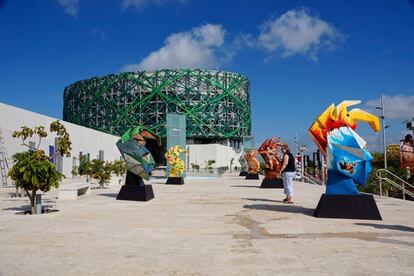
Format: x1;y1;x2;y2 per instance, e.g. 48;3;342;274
376;169;414;189
301;172;325;186
376;169;414;199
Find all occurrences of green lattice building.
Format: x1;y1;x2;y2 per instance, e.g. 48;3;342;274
63;69;251;148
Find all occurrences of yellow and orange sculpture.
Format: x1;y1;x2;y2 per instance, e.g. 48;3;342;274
245;150;260;174
258;138;283;179
309;100;380;155
165;145;186;177
308;100;380;194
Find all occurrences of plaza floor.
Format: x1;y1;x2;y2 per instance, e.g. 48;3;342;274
0;173;413;275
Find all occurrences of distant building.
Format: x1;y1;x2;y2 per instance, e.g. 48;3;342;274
63;69;251;149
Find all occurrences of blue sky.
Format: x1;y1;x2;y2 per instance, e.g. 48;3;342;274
0;0;413;153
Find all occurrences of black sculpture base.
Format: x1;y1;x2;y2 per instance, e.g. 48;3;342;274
314;194;382;220
166;177;185;185
245;173;259;180
116;184;154;201
260;178;284;188
116;171;154;201
239;171;248;176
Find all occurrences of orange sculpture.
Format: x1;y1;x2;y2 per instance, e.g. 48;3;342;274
258;138;283;179
245;150;260;174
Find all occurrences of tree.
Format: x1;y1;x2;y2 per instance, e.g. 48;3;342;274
191;163;200;172
217;166;229;175
90;159;112;189
206;160;216;171
71;165;79;177
111;159;126;176
78;154;91;180
8;121;71;214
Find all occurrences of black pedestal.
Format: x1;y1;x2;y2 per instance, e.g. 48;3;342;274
166;177;185;185
239;171;248;176
245;173;259;180
260;178;284;188
116;171;154;201
314;194;382;220
116;184;154;201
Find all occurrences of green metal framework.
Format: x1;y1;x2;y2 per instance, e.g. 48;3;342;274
63;69;251;143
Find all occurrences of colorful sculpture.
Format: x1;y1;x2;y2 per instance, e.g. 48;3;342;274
238;155;248;174
308;100;380;194
117;126;162;181
116;126;163;201
165;145;186;177
258;138;283;179
245;150;260;175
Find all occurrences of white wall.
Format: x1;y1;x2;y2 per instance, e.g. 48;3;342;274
0;102;246;185
0;103;121;183
186;144;242;170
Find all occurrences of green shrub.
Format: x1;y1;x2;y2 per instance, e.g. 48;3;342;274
90;159;112;189
8;121;71;214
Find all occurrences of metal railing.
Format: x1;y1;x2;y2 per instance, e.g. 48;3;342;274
376;169;414;199
302;172;325;186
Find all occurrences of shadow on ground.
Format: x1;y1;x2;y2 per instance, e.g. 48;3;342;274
243;204;314;216
3;204;54;211
98;193;118;198
231;185;259;188
355;223;414;232
242;198;284;203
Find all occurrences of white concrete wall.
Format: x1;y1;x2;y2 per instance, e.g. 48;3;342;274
0;103;121;183
0;102;246;184
186;144;242;170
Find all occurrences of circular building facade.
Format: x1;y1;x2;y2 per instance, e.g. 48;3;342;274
63;69;251;147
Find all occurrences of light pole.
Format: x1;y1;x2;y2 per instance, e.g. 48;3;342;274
294;132;299;155
298;145;307;181
376;93;388;169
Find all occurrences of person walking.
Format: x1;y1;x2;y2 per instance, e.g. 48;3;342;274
280;145;296;204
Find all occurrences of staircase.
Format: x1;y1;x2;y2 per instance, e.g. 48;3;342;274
0;128;13;186
376;168;414;199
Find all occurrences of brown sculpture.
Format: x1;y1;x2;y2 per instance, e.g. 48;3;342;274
245;150;260;174
258;138;283;179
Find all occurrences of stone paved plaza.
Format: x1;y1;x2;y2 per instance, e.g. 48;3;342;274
1;173;413;275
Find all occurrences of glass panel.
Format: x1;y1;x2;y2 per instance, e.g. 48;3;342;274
243;136;255;152
166;113;186;177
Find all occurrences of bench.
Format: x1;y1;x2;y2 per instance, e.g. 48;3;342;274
58;182;90;200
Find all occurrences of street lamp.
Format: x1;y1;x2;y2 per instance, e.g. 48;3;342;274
376;93;388;169
298;145;307;181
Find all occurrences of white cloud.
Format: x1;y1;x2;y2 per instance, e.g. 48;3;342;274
365;95;414;120
122;24;226;71
257;8;343;61
122;0;186;10
57;0;79;17
91;27;108;41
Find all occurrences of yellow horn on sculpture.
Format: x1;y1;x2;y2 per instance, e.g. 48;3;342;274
308;100;381;155
332;100;361;120
348;108;380;132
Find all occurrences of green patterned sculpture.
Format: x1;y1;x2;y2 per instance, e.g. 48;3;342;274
116;126;163;201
